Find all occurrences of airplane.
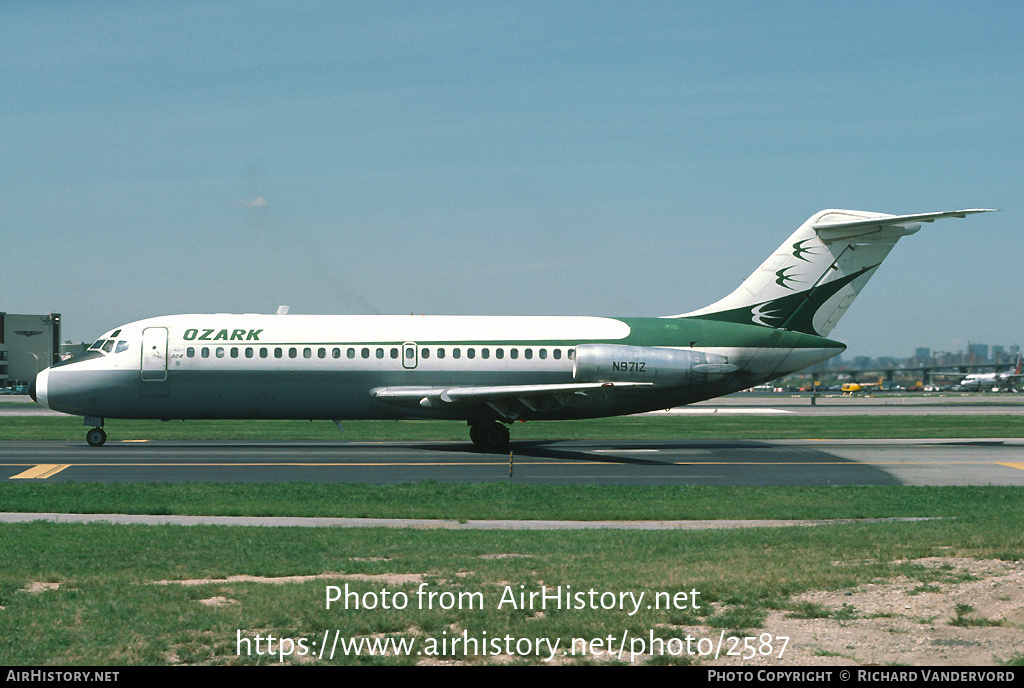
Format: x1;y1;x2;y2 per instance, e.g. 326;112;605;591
30;208;995;450
957;354;1023;392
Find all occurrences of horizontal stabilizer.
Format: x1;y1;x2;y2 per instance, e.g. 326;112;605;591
813;209;996;242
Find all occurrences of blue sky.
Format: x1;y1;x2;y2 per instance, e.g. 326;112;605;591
3;2;1020;357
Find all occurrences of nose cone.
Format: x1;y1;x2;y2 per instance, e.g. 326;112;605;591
32;368;50;409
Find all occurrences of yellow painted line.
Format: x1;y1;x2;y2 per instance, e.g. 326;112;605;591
10;464;72;480
997;463;1024;471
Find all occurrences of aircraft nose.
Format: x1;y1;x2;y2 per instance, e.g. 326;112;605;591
32;368;49;409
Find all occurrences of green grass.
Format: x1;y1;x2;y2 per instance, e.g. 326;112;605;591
1;483;1022;521
2;503;1022;665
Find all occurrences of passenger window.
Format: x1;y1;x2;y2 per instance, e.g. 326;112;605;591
510;348;519;359
467;348;475;359
347;348;356;359
201;347;210;358
275;348;283;358
539;349;547;360
187;347;195;358
453;348;461;359
216;347;225;358
376;348;384;359
331;348;339;359
303;347;312;359
496;348;504;359
482;348;490;359
260;348;268;358
289;348;297;358
245;348;254;358
568;349;575;360
390;348;399;359
437;348;445;359
230;347;239;358
553;349;562;360
421;348;430;359
318;348;326;359
361;348;370;358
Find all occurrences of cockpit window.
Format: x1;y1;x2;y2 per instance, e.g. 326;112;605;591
101;340;115;353
114;340;129;354
89;339;105;350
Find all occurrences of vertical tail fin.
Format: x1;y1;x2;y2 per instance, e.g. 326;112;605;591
673;209;995;337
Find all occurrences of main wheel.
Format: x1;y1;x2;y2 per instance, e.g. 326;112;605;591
86;427;107;447
470;422;509;453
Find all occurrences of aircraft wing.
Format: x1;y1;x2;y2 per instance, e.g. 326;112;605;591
813;209;996;242
371;381;652;420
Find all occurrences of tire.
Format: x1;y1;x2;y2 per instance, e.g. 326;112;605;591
86;427;107;447
470;422;509;453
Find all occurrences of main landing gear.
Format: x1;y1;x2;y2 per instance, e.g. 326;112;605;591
84;417;106;447
469;420;510;453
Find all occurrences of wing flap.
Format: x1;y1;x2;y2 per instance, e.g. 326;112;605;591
372;381;651;406
371;381;652;420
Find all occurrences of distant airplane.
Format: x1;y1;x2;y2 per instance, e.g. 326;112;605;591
31;208;995;449
957;354;1023;392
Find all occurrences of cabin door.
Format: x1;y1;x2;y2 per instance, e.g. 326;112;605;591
141;327;168;382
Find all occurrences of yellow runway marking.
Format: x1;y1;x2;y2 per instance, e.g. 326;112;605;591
10;464;72;479
997;463;1024;471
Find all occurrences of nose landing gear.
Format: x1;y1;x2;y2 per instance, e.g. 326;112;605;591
84;417;106;447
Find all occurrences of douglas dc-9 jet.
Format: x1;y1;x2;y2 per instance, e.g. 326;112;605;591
32;208;994;450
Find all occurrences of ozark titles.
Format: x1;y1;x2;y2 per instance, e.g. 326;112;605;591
182;328;263;342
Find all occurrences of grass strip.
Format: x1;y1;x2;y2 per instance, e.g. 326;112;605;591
1;483;1021;521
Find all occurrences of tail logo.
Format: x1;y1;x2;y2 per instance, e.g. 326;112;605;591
750;302;784;327
774;266;801;290
792;239;817;263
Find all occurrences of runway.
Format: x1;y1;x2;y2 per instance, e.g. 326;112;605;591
3;438;1024;486
3;394;1023;486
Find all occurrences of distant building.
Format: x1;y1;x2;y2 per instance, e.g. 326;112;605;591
0;313;61;390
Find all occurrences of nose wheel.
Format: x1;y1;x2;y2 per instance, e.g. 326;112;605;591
86;427;107;447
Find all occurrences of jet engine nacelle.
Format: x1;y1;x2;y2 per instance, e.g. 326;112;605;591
573;344;737;386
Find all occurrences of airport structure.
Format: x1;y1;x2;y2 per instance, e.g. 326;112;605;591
0;312;61;391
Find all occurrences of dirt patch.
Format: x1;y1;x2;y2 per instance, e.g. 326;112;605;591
153;572;427;586
697;558;1024;666
18;582;61;594
199;596;236;607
